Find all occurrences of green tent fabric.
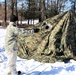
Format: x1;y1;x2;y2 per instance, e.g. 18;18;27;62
17;11;76;63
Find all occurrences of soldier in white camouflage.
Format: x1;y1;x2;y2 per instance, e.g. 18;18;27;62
4;14;34;75
4;14;21;75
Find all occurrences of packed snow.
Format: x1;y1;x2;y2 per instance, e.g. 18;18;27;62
0;27;76;75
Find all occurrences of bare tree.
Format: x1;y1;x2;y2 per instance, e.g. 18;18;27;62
11;0;15;14
39;0;45;22
51;0;67;13
15;0;18;16
19;3;24;24
4;0;7;24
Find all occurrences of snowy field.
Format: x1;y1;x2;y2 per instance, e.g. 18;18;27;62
0;27;76;75
0;20;39;25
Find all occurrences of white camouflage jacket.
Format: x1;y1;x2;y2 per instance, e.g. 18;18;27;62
4;22;32;51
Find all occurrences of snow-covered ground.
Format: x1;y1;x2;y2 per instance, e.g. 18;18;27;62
0;28;76;75
0;20;39;25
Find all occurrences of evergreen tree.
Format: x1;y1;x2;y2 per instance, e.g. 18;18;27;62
70;0;76;13
24;0;38;24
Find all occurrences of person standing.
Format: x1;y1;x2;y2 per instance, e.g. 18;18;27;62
4;14;40;75
5;14;27;75
5;14;22;75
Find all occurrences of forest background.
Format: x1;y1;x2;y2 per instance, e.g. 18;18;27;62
0;0;76;25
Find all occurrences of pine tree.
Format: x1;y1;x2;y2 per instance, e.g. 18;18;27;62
70;0;76;13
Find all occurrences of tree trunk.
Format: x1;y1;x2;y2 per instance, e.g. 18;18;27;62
57;0;59;14
11;0;14;14
5;0;7;22
39;0;45;22
15;0;18;16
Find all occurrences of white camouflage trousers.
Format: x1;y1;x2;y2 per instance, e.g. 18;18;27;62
5;50;17;75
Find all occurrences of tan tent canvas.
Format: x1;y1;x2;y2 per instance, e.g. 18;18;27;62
17;11;76;63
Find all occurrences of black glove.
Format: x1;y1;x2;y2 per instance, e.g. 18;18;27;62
45;25;49;29
34;28;40;33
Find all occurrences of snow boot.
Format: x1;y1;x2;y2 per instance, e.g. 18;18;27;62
18;71;21;75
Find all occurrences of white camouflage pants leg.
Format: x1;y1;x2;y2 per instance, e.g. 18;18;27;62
5;50;17;75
